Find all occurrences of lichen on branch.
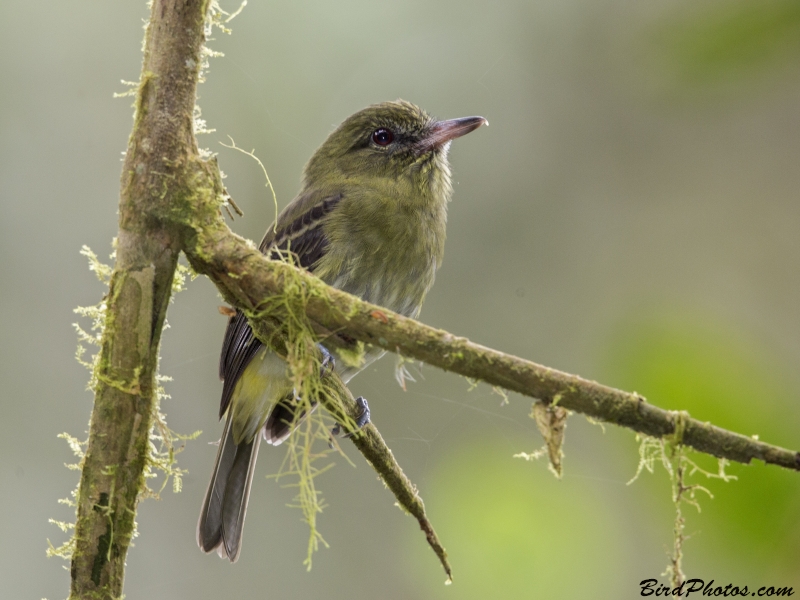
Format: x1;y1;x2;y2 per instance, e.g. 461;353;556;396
53;245;198;574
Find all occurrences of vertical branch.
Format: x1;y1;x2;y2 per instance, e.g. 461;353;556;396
69;1;212;598
667;442;687;590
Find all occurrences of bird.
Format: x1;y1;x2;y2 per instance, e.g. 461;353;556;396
197;99;486;562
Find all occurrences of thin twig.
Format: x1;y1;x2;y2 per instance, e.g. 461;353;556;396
319;373;452;581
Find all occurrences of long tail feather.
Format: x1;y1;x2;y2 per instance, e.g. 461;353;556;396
220;432;260;561
197;412;235;553
197;412;261;562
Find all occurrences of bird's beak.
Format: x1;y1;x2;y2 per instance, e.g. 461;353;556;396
418;116;488;153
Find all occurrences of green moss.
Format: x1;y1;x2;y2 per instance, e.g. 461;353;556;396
51;246;198;568
605;312;800;568
627;432;736;586
242;252;358;569
336;340;366;369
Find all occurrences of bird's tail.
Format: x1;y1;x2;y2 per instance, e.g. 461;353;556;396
197;410;261;562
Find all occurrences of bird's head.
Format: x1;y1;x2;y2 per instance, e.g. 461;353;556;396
303;100;486;199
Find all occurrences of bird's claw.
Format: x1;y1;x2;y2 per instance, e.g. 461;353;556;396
318;343;335;377
351;396;371;431
354;396;370;437
329;397;370;445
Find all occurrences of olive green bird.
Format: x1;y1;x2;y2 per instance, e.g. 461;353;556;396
197;100;486;562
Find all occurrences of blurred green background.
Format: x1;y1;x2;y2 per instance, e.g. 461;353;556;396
1;0;799;598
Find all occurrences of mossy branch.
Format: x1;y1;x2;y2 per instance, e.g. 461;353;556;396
69;1;209;598
318;371;453;582
243;302;451;577
183;218;800;474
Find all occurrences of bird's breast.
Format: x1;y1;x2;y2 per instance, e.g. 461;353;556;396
319;193;446;318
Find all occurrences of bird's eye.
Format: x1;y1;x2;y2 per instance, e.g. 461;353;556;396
371;128;394;146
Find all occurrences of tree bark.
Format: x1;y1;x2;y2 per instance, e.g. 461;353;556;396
69;1;209;597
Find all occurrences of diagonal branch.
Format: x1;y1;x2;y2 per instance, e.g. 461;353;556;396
316;372;453;581
182;216;800;474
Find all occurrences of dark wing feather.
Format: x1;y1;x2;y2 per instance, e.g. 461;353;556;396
218;313;263;418
217;193;342;419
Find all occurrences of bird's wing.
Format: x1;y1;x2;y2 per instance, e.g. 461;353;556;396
217;192;342;419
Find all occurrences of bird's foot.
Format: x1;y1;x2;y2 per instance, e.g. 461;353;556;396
351;396;371;431
330;397;371;443
318;343;335;377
